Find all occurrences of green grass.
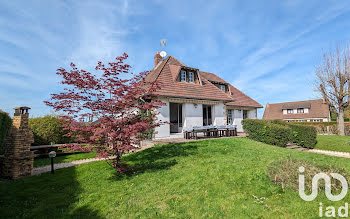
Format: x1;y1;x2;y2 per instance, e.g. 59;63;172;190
34;151;96;167
1;138;350;218
315;135;350;153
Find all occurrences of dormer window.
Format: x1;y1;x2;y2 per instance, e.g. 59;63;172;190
188;72;194;83
178;68;199;84
180;70;186;82
297;108;304;113
287;109;293;114
219;85;226;92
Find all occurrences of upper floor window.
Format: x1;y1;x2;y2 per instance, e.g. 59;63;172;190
220;85;226;92
180;70;187;82
188;72;194;83
297;108;304;113
287;109;293;114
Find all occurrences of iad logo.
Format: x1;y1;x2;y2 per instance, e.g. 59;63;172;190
298;166;348;201
298;166;349;217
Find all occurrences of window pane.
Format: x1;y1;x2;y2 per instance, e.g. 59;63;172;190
178;104;183;127
227;109;233;124
181;70;186;82
220;85;225;91
243;110;248;119
207;106;212;125
203;105;207;126
188;72;194;82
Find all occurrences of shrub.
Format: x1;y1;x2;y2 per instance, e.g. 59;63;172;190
288;124;317;149
0;110;12;154
242;119;291;147
29;115;72;145
243;119;317;149
270;120;317;149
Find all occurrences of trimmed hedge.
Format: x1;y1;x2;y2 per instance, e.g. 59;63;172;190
242;119;317;149
0;110;12;154
242;119;291;147
29;115;72;145
270;120;317;149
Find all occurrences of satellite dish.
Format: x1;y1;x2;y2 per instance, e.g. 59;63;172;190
160;39;167;47
160;51;167;58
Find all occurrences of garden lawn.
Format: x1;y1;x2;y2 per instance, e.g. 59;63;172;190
315;135;350;153
1;138;350;218
34;151;96;167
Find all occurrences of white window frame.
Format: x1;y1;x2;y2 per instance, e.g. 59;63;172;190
227;109;233;124
287;109;293;114
220;85;226;92
180;70;186;82
188;72;194;83
297;108;304;113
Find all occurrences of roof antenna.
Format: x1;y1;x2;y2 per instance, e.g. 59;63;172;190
160;39;167;59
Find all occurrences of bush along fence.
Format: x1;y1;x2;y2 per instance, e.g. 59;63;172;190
242;119;317;149
29;115;72;145
289;121;350;136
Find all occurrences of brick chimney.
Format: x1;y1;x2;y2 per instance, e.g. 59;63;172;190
154;51;162;67
1;106;34;179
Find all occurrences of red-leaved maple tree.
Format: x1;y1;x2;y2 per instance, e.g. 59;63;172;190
45;53;164;173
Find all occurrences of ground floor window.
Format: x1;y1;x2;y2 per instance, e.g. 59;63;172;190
203;105;212;126
227;109;233;124
243;110;248;119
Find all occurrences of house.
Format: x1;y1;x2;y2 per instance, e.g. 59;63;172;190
145;52;262;138
262;99;331;122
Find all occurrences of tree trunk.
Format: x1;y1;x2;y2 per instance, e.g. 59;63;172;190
337;108;345;136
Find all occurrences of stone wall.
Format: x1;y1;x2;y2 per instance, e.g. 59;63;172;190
0;107;34;179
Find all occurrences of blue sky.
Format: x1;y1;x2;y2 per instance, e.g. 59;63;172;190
1;0;350;118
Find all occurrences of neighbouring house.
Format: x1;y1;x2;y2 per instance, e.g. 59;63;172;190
145;52;262;138
262;99;331;122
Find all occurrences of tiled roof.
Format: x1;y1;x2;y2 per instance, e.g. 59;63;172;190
262;99;330;120
199;71;227;84
199;71;263;108
281;102;311;109
225;85;263;108
145;55;262;107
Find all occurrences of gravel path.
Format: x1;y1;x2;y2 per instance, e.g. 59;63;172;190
286;144;350;158
32;157;112;175
32;141;156;176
